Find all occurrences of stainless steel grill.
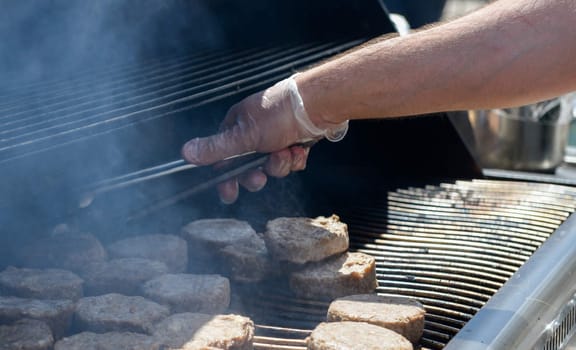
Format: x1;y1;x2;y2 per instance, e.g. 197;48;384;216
2;3;576;347
229;179;576;349
3;43;576;346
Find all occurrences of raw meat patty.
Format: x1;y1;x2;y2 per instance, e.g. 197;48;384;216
181;219;258;273
307;321;413;350
152;313;254;350
107;234;187;273
0;266;83;301
327;294;425;343
264;215;349;265
0;319;54;350
219;234;271;282
54;331;160;350
74;293;169;334
142;274;230;314
17;233;107;274
289;252;377;300
0;296;74;339
80;258;168;296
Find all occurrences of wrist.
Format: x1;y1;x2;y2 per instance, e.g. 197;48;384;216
291;73;349;142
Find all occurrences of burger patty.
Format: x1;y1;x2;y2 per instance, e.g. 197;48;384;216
0;319;54;350
0;296;74;339
0;266;83;301
289;252;377;300
74;293;169;334
307;321;413;350
107;234;188;273
219;234;271;283
141;273;230;314
264;215;349;265
152;312;254;350
80;258;168;296
327;294;426;344
17;233;107;274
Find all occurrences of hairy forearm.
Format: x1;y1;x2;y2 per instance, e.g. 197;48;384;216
296;0;576;125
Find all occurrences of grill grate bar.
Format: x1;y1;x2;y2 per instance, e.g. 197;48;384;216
338;180;576;348
377;262;507;288
377;269;500;295
0;42;334;142
390;192;571;223
354;246;518;277
0;44;312;131
395;189;575;215
0;40;363;163
0;49;234;114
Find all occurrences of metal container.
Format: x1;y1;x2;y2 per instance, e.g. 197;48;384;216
467;100;572;172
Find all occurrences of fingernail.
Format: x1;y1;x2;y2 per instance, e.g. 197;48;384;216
181;138;200;164
217;181;238;205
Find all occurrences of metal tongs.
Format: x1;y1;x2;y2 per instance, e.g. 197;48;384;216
79;152;269;209
79;139;317;219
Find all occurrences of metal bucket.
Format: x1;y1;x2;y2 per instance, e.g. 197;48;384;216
467;97;574;172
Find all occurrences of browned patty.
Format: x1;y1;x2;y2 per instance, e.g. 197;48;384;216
152;313;254;350
219;234;271;282
54;331;160;350
80;258;168;296
74;293;169;334
181;219;258;246
17;233;107;274
264;215;349;265
0;319;54;350
307;321;413;350
327;294;425;344
289;252;377;300
141;274;230;314
0;266;83;301
0;296;74;339
107;234;188;273
181;218;260;274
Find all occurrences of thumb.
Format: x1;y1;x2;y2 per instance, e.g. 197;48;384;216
181;129;255;166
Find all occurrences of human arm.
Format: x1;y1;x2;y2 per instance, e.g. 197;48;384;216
298;0;576;124
182;0;576;203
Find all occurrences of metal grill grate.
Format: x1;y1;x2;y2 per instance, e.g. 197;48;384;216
0;39;363;164
3;37;576;349
233;179;576;349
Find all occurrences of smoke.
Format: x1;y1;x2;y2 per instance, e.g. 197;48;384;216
0;0;229;267
0;0;224;85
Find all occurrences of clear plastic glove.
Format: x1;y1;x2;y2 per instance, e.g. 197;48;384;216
181;74;349;204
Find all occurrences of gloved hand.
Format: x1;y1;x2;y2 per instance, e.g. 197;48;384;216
181;74;349;204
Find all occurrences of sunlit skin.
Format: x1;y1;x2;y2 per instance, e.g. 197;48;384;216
182;0;576;203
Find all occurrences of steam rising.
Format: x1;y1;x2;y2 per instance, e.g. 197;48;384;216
0;0;224;85
0;0;226;267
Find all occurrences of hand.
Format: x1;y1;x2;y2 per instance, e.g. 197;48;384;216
181;75;348;203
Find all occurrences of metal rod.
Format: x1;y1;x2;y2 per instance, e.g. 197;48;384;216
0;48;241;115
79;149;268;208
126;154;269;221
0;41;341;143
0;40;362;163
0;45;285;128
